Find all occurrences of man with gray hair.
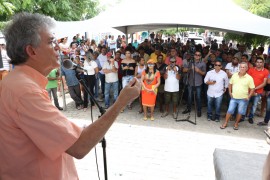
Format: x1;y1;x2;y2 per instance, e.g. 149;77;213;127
0;12;141;179
220;62;255;130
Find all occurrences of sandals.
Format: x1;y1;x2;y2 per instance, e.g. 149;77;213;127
220;125;227;129
143;116;147;121
161;112;169;118
233;126;239;130
150;116;154;121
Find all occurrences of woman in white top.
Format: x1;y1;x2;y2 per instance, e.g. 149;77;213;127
135;57;146;113
82;51;98;111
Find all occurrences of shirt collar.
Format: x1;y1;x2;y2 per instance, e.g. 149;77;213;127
15;65;48;88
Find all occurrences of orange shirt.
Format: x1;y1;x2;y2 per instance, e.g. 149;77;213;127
0;65;82;180
247;67;269;94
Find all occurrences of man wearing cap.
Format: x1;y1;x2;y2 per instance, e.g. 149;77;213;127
0;43;11;80
182;51;206;117
162;57;181;119
102;52;119;109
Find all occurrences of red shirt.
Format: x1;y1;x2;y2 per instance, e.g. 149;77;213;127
165;56;183;67
248;67;269;94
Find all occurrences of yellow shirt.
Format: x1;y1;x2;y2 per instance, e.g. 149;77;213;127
150;52;166;63
230;72;255;99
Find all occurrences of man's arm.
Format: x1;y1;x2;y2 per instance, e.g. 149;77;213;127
66;78;141;159
255;78;267;91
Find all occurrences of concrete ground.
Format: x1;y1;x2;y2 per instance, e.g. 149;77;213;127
59;94;270;180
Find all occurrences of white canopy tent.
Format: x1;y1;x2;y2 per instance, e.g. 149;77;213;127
88;0;270;37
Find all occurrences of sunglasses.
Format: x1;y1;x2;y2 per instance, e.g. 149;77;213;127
214;64;222;67
194;54;201;56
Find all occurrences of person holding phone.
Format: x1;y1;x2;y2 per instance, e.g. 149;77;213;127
204;61;229;122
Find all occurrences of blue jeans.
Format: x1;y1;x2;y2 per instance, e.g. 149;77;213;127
122;75;134;88
187;85;201;112
264;93;270;123
122;75;134;106
99;72;105;96
227;98;248;115
105;81;119;106
207;95;223;120
248;94;261;119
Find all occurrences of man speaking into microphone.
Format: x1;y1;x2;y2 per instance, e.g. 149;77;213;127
0;13;141;180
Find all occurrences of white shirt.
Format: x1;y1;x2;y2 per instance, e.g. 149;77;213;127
225;62;240;78
83;60;97;75
97;54;107;74
0;49;11;71
108;39;117;50
164;66;180;92
102;61;119;83
204;69;229;98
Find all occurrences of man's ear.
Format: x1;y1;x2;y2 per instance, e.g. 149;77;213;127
25;45;36;58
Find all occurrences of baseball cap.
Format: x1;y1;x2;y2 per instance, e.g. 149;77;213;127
106;52;112;57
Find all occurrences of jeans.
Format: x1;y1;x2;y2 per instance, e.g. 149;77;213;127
83;75;96;108
248;94;261;119
99;72;105;96
122;75;134;106
68;84;83;108
105;81;119;106
187;85;202;112
264;93;270;123
227;98;248;115
207;95;223;120
46;87;60;108
94;75;99;99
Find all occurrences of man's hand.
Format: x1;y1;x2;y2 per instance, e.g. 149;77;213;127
118;78;141;105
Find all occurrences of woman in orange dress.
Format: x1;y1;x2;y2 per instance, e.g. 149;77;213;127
141;59;161;120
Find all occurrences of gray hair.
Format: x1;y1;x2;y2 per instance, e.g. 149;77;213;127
240;62;248;68
3;12;55;65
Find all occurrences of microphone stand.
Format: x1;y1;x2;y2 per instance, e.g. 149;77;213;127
175;55;197;125
78;78;108;180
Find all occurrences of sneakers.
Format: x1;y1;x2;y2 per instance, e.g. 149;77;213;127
104;105;109;109
207;115;212;121
161;112;169;118
173;113;177;119
257;121;268;126
182;109;191;114
248;118;254;124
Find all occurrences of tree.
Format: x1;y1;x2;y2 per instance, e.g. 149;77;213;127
0;0;101;22
225;0;270;47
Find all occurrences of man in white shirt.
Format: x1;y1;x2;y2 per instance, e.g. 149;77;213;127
102;52;119;109
108;35;117;54
161;57;181;119
0;43;11;80
204;61;229;122
97;46;108;99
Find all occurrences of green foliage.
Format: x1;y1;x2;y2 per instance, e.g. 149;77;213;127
0;0;100;22
227;0;270;47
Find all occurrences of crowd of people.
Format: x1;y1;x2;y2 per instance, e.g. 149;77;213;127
52;32;270;130
1;12;270;179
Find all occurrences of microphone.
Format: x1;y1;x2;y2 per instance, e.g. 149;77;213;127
63;59;86;71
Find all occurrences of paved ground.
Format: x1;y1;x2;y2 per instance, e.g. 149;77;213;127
59;94;270;180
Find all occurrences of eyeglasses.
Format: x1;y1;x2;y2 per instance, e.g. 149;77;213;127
194;54;201;56
214;64;222;67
